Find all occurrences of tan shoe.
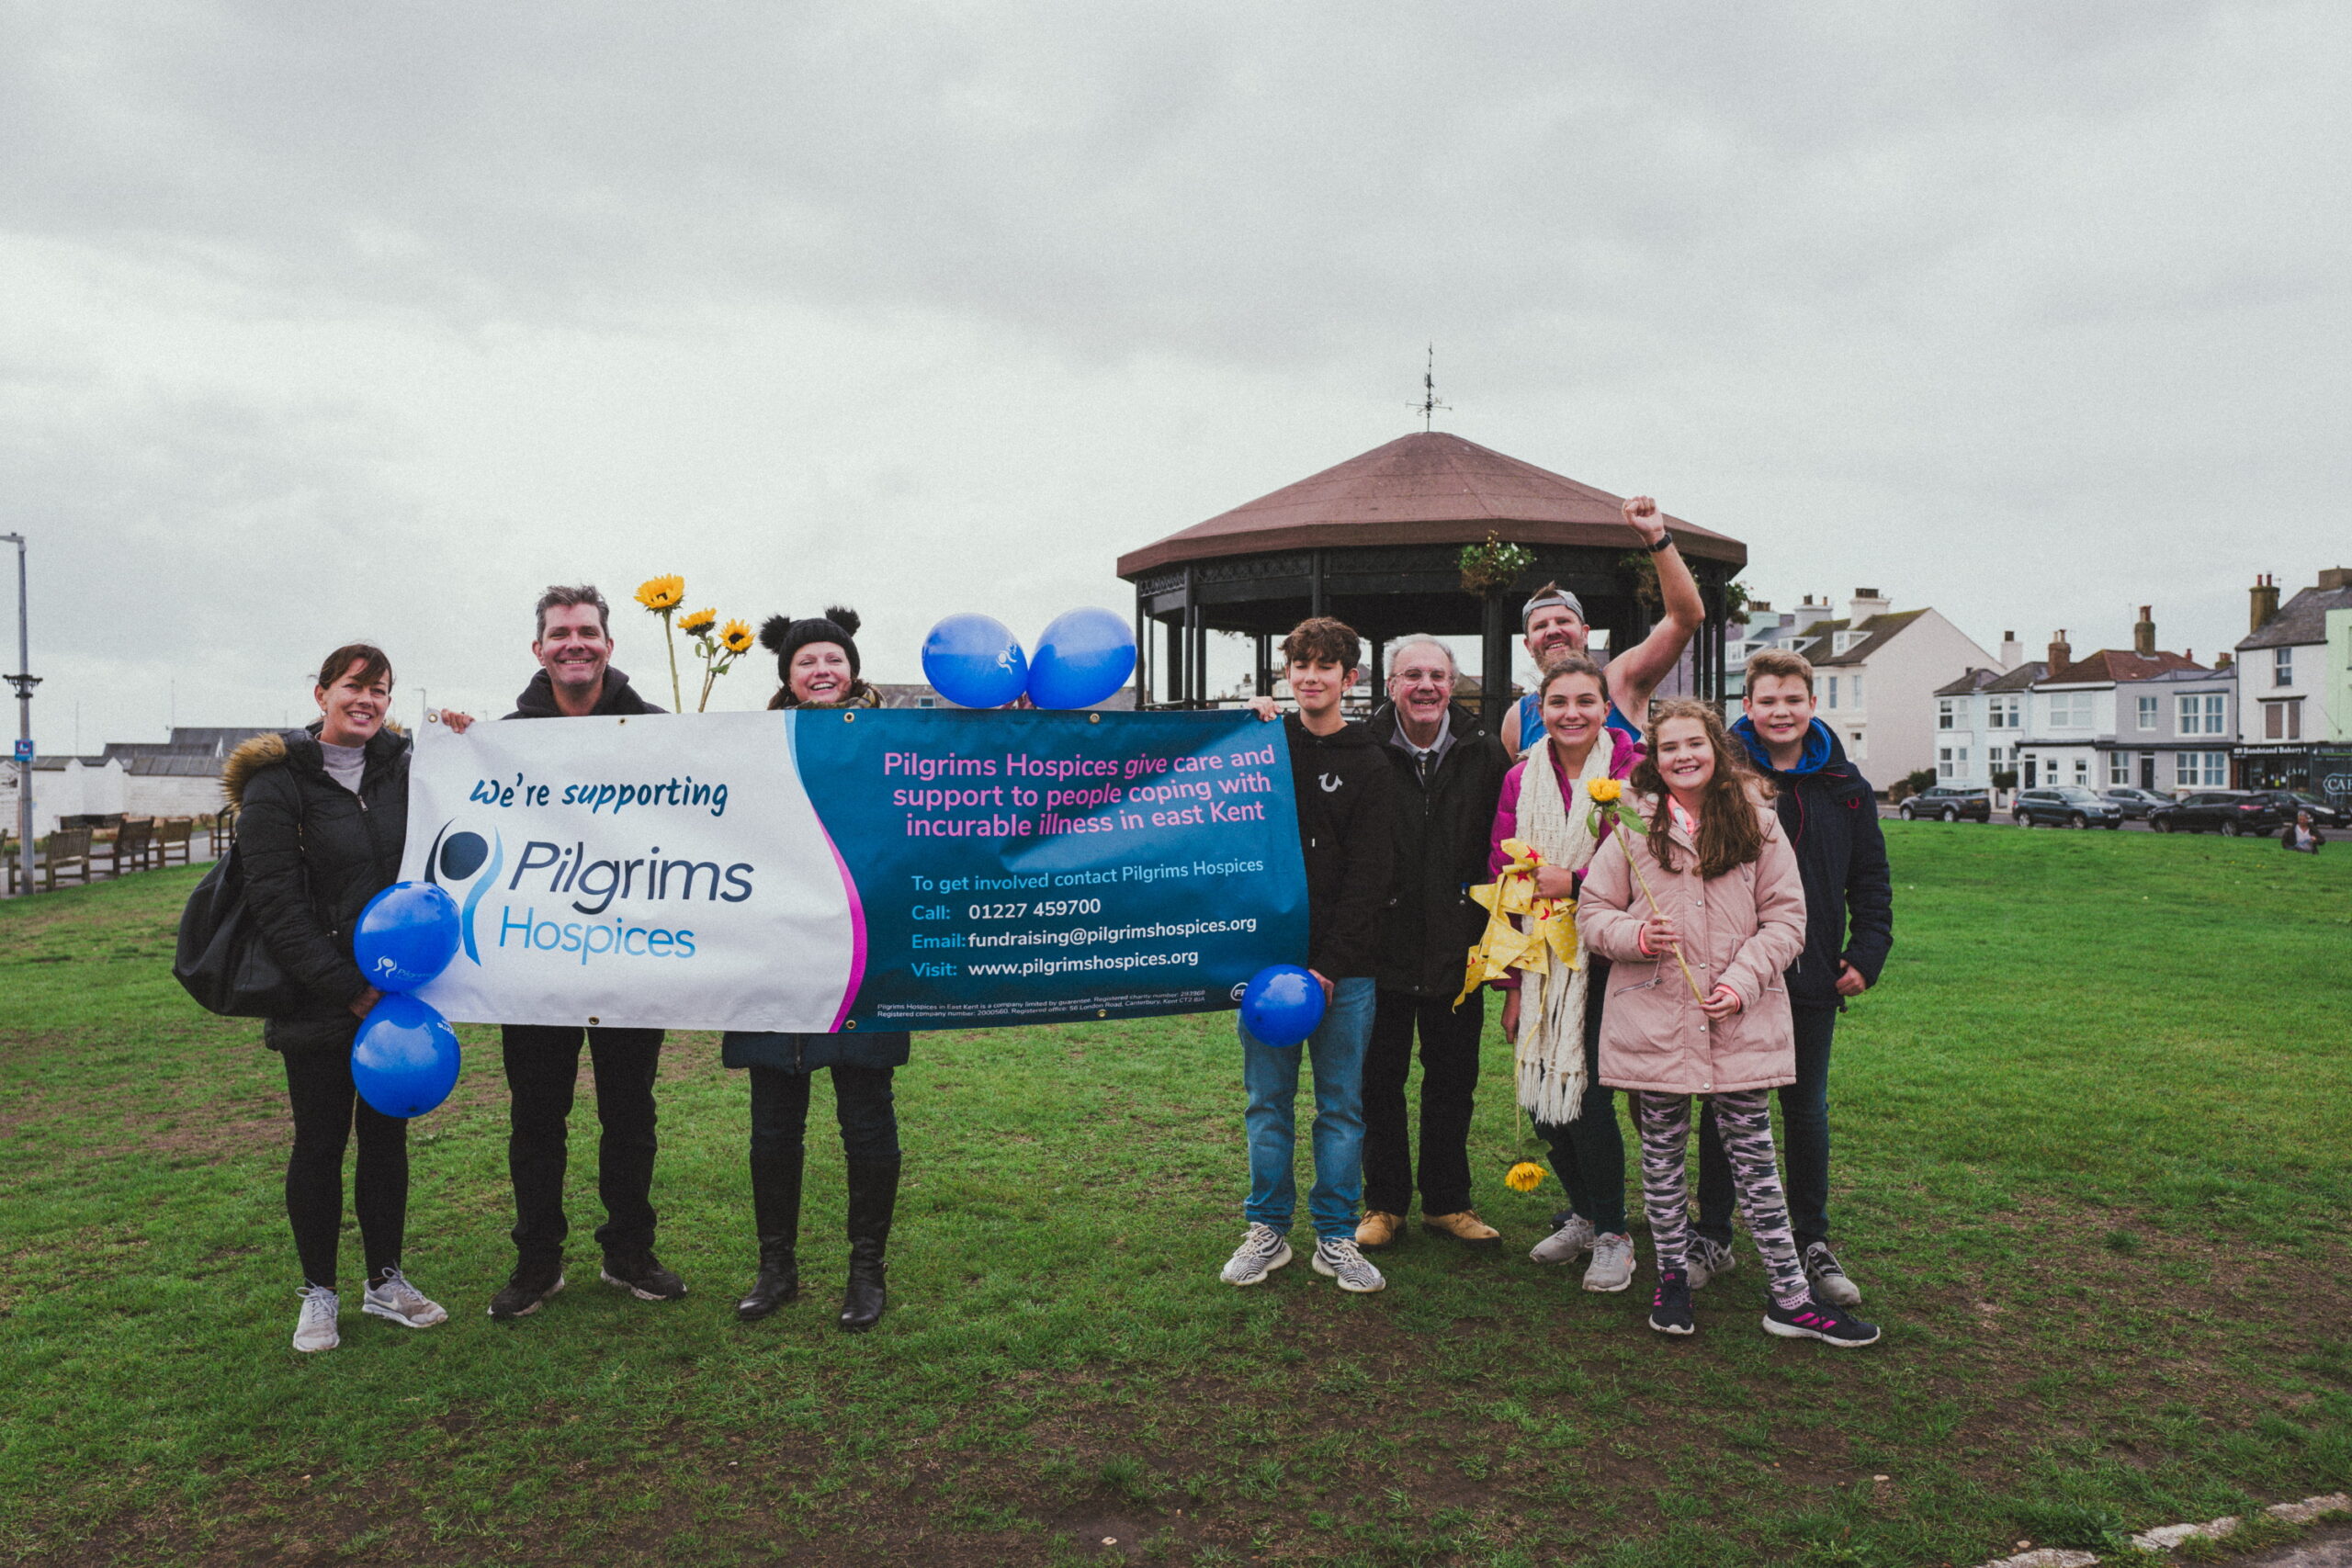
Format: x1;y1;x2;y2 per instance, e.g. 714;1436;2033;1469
1422;1210;1503;1249
1355;1210;1407;1250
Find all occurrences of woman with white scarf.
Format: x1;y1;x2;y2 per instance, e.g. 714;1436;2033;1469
1487;658;1646;1292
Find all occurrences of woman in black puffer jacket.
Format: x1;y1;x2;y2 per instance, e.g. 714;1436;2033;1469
225;643;447;1352
725;607;910;1334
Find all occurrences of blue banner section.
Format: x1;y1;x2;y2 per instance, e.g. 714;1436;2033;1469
790;709;1307;1032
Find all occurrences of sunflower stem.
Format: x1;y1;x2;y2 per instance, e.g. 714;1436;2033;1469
662;615;683;713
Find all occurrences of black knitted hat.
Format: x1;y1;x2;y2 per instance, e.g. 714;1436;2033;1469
759;605;864;681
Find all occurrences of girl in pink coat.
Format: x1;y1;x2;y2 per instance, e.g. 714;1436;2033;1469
1577;701;1882;1348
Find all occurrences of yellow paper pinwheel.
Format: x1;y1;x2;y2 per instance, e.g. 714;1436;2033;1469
1455;837;1578;1005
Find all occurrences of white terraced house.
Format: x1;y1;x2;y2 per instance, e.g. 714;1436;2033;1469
1789;590;2002;786
2234;568;2352;810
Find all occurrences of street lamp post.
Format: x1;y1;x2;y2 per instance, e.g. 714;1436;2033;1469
1;533;35;888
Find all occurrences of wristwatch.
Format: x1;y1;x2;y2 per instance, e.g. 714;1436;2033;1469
1644;533;1674;554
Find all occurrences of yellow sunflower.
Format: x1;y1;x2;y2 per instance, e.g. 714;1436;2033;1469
719;619;754;654
1505;1161;1545;1193
1587;778;1623;803
678;607;718;637
636;574;685;614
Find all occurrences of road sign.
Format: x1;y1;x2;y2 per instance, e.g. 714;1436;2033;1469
11;739;30;761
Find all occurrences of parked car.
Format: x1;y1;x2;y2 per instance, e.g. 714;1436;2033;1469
1899;786;1991;822
2263;790;2349;829
2148;790;2295;836
2012;787;2125;829
2098;787;2172;821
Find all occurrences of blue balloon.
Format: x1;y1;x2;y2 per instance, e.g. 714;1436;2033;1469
1240;964;1327;1049
1026;607;1138;710
354;881;462;992
922;614;1030;708
351;994;462;1118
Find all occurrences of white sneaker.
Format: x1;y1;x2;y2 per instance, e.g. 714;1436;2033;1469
1582;1233;1636;1292
292;1285;340;1353
1529;1213;1597;1265
363;1268;449;1329
1687;1235;1738;1290
1221;1223;1294;1287
1312;1236;1386;1294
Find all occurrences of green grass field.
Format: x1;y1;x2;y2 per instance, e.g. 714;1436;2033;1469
2;825;2347;1567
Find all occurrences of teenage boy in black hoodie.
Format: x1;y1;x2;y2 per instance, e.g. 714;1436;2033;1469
1222;617;1395;1294
442;585;684;1320
1692;648;1893;1306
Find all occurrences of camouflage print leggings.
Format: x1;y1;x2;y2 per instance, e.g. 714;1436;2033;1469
1634;1090;1808;1309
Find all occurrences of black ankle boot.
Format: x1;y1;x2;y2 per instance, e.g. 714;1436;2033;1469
737;1136;804;1323
737;1235;798;1321
838;1156;900;1333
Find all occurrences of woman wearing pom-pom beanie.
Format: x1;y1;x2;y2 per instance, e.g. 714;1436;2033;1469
724;607;907;1332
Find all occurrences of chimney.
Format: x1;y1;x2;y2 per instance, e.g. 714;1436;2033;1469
2132;605;2155;656
2320;567;2352;592
1747;599;1772;614
1849;587;1891;624
2047;630;2072;671
2216;651;2233;669
2250;574;2280;633
1999;630;2022;669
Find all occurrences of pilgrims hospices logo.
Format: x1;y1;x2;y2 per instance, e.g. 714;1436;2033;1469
423;821;503;964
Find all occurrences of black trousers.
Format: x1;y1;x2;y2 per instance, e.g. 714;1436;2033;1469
1533;957;1628;1235
502;1024;664;1266
1362;988;1484;1217
749;1064;900;1167
280;1030;408;1288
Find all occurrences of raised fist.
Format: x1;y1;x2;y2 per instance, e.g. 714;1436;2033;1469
1622;494;1665;543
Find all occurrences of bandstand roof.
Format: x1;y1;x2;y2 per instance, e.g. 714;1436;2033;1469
1116;431;1746;579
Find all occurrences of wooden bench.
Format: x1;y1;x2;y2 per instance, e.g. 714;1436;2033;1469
155;818;195;867
43;828;93;890
107;818;156;877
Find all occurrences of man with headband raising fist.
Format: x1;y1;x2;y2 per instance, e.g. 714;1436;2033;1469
1498;495;1704;755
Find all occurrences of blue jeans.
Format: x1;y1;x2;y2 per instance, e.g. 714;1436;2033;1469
1240;976;1375;1241
1696;1002;1836;1251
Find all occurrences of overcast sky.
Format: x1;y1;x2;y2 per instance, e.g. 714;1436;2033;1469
6;1;2347;750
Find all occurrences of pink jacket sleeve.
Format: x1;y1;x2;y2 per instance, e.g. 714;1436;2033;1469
1717;815;1809;1008
1487;762;1525;880
1575;833;1649;964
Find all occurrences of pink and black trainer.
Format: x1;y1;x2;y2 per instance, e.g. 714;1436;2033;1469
1764;1296;1881;1348
1648;1268;1695;1336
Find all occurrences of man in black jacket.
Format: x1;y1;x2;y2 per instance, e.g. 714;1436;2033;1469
1692;649;1894;1306
1355;637;1511;1253
1221;618;1395;1295
453;585;686;1321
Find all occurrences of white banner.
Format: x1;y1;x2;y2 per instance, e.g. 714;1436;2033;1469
401;711;857;1032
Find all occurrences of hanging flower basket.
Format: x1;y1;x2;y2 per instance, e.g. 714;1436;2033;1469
1459;533;1535;596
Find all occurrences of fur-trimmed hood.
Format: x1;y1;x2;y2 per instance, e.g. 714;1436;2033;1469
221;722;407;808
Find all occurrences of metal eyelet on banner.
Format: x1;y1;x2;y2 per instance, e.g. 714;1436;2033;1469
1089;713;1101;724
1098;1010;1107;1018
588;1016;601;1024
843;713;856;722
844;1020;858;1030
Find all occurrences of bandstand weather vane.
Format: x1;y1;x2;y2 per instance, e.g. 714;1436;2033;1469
1412;342;1452;431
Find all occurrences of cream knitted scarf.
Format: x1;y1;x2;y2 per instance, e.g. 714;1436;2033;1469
1514;735;1614;1123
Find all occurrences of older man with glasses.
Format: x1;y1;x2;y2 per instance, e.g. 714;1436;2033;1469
1354;637;1513;1253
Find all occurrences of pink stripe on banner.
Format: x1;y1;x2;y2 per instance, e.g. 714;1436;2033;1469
783;712;867;1033
825;829;867;1032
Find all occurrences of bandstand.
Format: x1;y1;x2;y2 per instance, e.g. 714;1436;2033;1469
1116;432;1747;726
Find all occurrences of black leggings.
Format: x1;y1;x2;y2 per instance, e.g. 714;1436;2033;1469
282;1043;409;1288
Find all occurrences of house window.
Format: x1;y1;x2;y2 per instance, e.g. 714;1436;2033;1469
2136;695;2157;731
1851;675;1865;708
2177;694;2224;736
2073;757;2089;784
2264;699;2303;740
1988;695;2020;729
1938;699;1954;730
1826;676;1839;709
2199;750;2228;786
2108;752;2130;784
1835;631;1866;654
1938;747;1955;780
2274;647;2293;687
2048;692;2093;728
2175;751;2199;788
